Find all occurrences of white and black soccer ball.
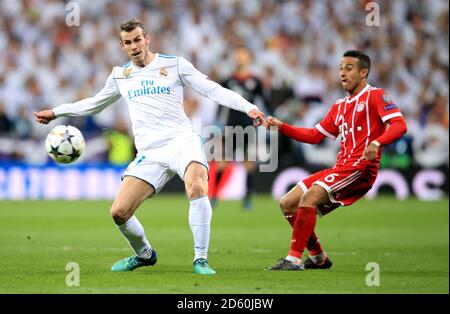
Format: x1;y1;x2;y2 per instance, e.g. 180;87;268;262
45;125;85;164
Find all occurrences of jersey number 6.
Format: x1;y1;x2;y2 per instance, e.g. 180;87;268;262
324;173;339;183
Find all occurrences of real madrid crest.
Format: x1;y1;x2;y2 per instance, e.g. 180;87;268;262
160;67;168;77
123;68;133;78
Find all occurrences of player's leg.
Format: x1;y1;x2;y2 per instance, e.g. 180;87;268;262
303;169;374;269
287;184;332;268
304;230;330;268
110;176;157;271
184;161;216;275
279;184;327;261
269;184;329;270
279;184;303;226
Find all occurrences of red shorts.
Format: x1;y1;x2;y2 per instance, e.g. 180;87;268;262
298;165;376;216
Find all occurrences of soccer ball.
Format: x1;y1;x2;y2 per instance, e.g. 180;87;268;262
45;125;85;164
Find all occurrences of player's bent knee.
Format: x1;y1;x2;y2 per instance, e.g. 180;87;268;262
279;195;297;215
187;181;207;199
279;196;289;213
110;205;133;225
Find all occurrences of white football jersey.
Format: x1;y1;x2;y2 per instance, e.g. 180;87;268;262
53;53;258;153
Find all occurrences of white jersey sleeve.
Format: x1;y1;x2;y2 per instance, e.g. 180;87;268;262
177;57;258;114
53;71;121;117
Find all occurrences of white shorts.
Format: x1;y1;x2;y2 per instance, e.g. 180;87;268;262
122;132;208;194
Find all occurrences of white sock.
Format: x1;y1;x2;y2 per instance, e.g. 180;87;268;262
116;216;153;260
189;196;212;262
286;255;301;265
309;252;327;264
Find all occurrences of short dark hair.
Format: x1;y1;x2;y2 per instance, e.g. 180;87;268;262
119;19;148;39
343;50;371;77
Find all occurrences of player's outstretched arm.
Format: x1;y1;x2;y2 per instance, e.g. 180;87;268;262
38;71;121;122
33;109;56;125
178;57;266;125
266;116;326;145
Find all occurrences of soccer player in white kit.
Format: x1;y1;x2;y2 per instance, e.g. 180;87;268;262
34;19;266;275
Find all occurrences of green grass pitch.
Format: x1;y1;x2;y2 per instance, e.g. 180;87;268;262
0;195;447;294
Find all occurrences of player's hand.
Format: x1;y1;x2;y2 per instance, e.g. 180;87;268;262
247;109;266;127
362;142;379;161
266;116;283;129
33;109;56;125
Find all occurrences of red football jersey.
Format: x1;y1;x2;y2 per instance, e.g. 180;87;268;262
316;84;403;169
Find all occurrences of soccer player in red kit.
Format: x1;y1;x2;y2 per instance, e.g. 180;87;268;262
267;50;408;270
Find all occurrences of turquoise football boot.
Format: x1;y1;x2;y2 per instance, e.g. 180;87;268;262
193;258;216;275
111;249;157;272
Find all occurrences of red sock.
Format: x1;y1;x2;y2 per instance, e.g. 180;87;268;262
306;231;323;256
285;212;323;256
288;207;317;259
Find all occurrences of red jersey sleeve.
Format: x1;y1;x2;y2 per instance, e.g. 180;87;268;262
373;89;403;123
374;116;408;146
315;103;340;140
279;123;326;144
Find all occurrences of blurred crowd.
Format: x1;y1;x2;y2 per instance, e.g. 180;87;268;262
0;0;448;168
